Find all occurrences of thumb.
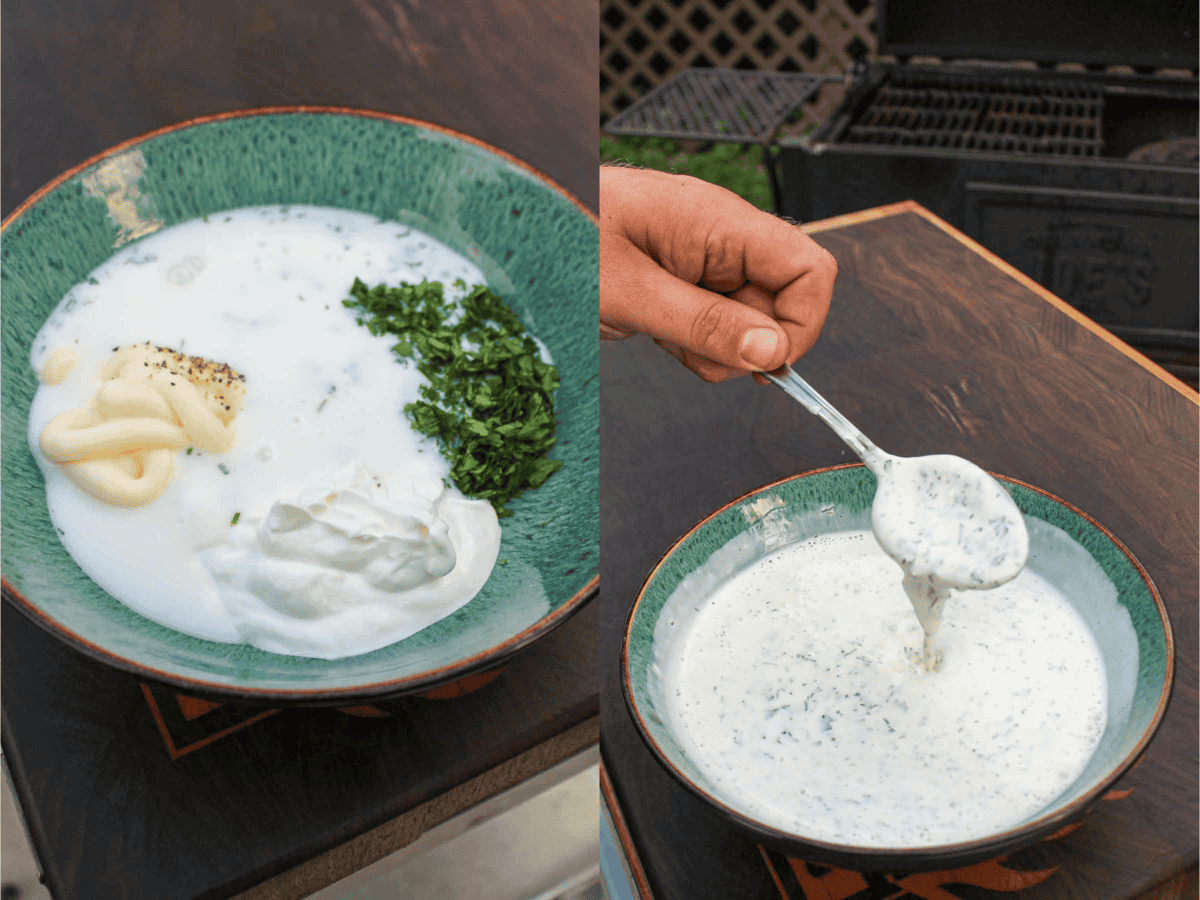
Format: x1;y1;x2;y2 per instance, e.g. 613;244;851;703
686;298;787;372
605;244;790;379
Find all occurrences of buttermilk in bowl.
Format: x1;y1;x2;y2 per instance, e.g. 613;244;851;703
26;206;556;659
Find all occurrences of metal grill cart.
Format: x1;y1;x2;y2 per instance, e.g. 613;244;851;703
603;68;829;212
779;0;1199;385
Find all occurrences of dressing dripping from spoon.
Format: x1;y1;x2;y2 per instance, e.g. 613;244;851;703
764;366;1028;670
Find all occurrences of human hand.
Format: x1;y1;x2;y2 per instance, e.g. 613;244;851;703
600;166;836;383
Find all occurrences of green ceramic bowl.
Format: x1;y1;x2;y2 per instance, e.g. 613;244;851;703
2;108;598;704
622;464;1173;871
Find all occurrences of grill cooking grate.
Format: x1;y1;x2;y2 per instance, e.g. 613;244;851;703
603;69;825;143
842;70;1105;157
603;68;828;211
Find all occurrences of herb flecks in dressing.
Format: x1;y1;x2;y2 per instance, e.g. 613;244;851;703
660;530;1106;848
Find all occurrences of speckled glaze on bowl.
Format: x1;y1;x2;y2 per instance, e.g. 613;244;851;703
622;464;1173;871
2;108;598;704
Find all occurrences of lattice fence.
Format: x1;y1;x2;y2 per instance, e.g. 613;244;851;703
600;0;877;131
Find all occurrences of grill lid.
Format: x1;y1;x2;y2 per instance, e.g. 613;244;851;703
878;0;1198;71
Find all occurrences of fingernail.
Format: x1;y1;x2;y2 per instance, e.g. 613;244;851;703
738;328;779;370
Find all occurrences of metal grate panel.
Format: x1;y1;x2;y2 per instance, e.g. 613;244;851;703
842;70;1106;156
600;0;876;128
604;68;827;143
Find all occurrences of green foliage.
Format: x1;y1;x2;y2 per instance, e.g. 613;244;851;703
600;134;773;210
344;278;561;517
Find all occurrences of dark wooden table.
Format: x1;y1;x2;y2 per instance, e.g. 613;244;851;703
1;3;598;899
599;202;1199;900
1;0;598;218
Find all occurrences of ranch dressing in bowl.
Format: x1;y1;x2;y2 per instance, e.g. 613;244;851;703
657;529;1107;848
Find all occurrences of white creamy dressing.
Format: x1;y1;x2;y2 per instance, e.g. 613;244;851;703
658;530;1107;847
27;205;506;659
871;454;1029;668
871;455;1028;589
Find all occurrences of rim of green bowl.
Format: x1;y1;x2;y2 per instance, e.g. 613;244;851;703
621;462;1175;869
1;106;599;704
2;105;598;226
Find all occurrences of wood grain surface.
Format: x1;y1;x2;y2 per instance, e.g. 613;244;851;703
1;0;598;218
2;3;598;899
599;204;1198;900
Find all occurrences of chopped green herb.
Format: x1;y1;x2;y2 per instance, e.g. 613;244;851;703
344;277;561;517
231;512;241;525
217;463;230;475
186;447;194;455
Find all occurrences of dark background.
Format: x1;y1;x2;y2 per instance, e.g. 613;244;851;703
2;0;599;219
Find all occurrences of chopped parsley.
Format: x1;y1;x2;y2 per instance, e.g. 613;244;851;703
230;512;241;525
344;277;561;517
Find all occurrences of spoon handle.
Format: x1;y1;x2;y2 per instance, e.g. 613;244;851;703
764;365;886;471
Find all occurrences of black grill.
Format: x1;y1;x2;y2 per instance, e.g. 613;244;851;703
783;57;1198;386
840;70;1105;157
781;0;1200;383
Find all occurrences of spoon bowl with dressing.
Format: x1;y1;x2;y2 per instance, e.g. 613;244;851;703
764;365;1029;668
765;365;1029;591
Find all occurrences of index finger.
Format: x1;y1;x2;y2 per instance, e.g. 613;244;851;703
716;214;837;358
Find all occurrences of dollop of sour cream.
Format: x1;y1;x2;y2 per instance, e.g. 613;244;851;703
200;463;500;658
259;463;457;591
